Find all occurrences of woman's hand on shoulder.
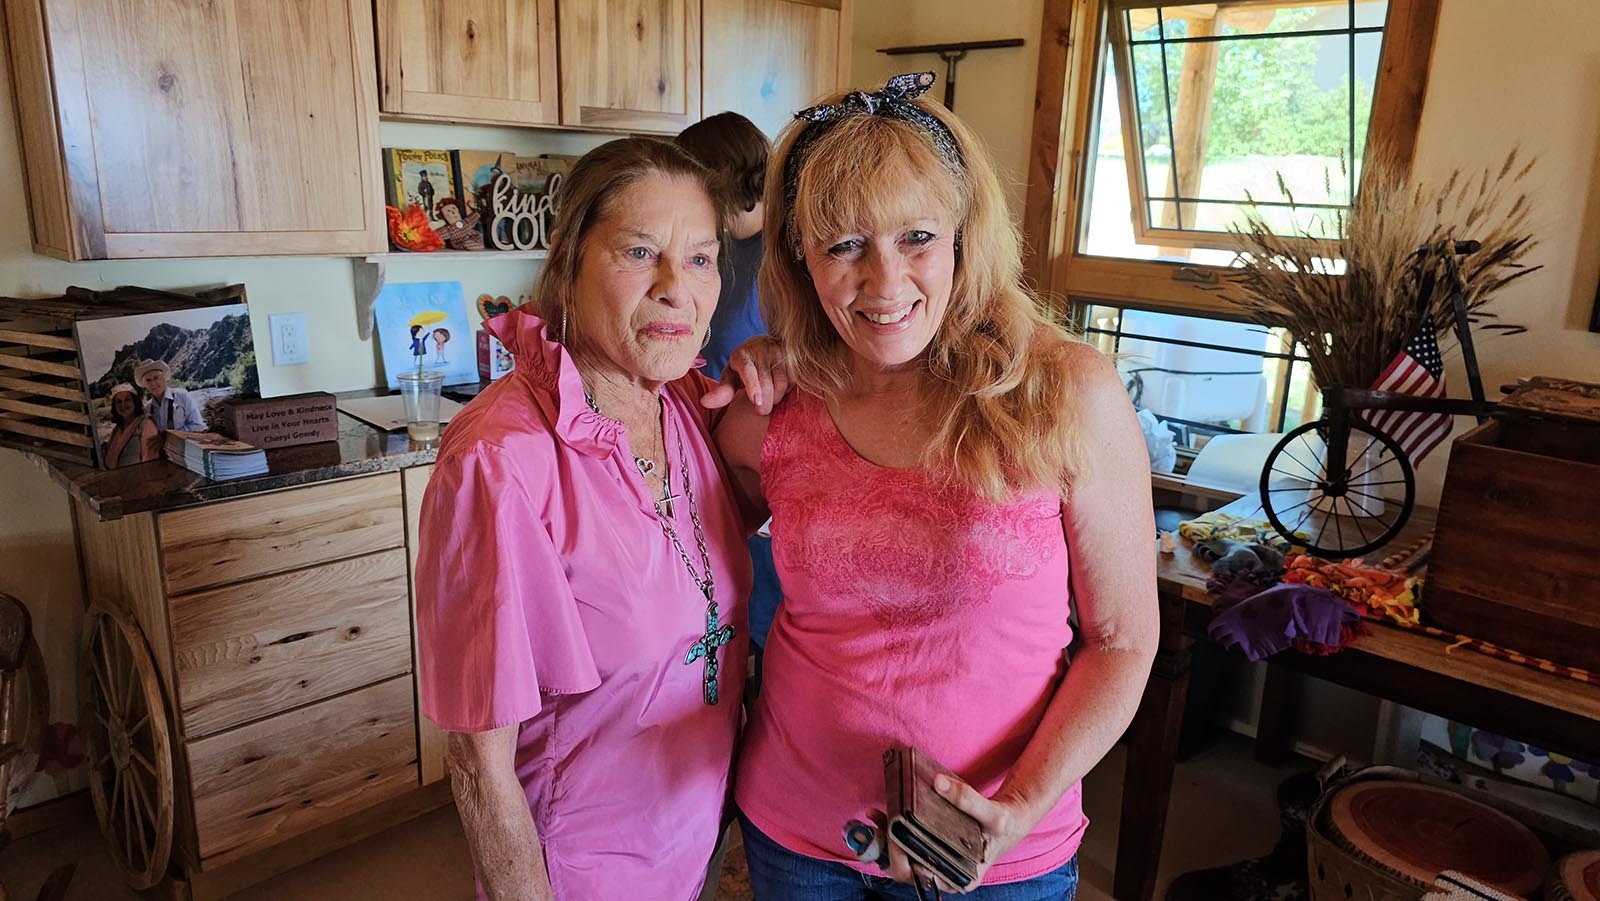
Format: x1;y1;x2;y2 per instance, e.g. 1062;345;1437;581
700;335;790;415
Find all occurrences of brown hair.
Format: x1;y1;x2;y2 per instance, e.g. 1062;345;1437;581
676;112;769;214
531;138;721;344
761;90;1085;501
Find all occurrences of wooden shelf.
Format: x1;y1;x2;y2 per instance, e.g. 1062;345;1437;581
360;249;548;262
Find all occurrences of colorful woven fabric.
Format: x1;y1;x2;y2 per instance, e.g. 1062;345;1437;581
1281;553;1420;625
1178;510;1304;551
1193;532;1594;685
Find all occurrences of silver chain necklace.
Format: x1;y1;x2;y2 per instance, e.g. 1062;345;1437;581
584;391;733;705
585;391;677;515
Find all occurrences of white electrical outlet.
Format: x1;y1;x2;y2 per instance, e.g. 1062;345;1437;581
269;312;310;366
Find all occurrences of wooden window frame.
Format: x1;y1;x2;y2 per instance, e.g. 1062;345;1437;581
1022;0;1440;316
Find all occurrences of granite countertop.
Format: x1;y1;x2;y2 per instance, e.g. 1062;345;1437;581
31;388;477;521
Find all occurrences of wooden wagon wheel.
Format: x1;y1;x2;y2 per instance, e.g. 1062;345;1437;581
78;604;173;889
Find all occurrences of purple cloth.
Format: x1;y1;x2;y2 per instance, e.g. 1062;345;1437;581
1208;580;1360;661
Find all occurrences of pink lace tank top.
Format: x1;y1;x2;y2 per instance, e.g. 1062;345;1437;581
734;391;1087;884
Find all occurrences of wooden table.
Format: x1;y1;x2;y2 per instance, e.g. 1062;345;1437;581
1113;507;1600;901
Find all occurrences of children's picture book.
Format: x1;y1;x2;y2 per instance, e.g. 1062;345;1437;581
383;148;457;228
373;281;476;389
452;150;516;223
513;155;574;197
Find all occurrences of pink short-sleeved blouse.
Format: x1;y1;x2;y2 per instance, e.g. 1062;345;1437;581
415;309;751;900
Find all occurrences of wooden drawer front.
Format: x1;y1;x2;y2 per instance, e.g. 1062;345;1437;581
187;676;418;865
160;475;405;594
172;549;413;737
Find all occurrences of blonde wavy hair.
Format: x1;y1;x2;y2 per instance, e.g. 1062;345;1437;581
761;90;1085;501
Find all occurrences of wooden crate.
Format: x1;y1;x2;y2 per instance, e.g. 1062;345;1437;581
0;285;246;465
1428;384;1600;672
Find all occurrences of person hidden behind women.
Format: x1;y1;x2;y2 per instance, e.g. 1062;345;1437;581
676;111;785;695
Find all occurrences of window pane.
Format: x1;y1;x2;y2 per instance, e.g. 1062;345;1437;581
1079;304;1319;455
1167;199;1342;239
1128;40;1180;224
1114;310;1275;434
1082;0;1390;259
1351;31;1384;175
1080;53;1236;264
1352;0;1388;29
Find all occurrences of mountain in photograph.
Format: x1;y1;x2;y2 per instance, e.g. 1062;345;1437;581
92;313;258;398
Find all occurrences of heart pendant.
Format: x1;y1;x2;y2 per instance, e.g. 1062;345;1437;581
634;456;657;477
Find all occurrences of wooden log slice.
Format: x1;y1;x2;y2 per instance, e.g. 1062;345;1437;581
1328;781;1548;897
1549;850;1600;901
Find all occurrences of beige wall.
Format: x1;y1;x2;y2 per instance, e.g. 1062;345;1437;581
852;0;1046;214
1406;0;1600;500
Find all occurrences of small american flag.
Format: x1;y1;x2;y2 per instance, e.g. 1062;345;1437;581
1365;320;1452;464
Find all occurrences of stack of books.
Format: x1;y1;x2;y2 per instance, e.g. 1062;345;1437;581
164;430;268;480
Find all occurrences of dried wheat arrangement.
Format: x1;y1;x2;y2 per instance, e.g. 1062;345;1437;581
1220;150;1539;389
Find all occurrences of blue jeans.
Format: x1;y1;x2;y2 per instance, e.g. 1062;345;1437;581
738;811;1078;900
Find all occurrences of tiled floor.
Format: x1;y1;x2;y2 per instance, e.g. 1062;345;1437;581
1;734;1297;900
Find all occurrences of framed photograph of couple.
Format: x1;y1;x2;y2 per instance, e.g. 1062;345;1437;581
74;303;259;470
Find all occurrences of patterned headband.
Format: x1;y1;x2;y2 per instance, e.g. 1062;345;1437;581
781;72;965;226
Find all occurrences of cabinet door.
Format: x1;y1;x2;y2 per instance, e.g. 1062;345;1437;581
9;0;385;259
702;0;852;138
558;0;702;133
402;464;448;786
377;0;560;126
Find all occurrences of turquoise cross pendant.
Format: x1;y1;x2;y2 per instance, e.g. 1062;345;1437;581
683;596;735;705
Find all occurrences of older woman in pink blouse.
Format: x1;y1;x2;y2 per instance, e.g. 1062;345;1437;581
415;138;773;900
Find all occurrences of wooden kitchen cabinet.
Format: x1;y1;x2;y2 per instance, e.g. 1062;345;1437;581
702;0;853;137
558;0;703;133
72;472;442;898
376;0;560;127
3;0;386;260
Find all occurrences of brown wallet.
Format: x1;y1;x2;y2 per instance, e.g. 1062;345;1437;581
882;746;987;890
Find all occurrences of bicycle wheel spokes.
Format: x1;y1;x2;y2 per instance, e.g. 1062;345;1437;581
1259;417;1417;558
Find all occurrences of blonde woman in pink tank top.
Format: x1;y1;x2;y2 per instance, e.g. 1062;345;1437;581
716;73;1160;899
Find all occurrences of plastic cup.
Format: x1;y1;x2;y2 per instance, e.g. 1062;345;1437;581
398;370;445;442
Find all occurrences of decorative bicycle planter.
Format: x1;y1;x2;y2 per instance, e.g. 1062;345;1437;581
1258;241;1497;558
